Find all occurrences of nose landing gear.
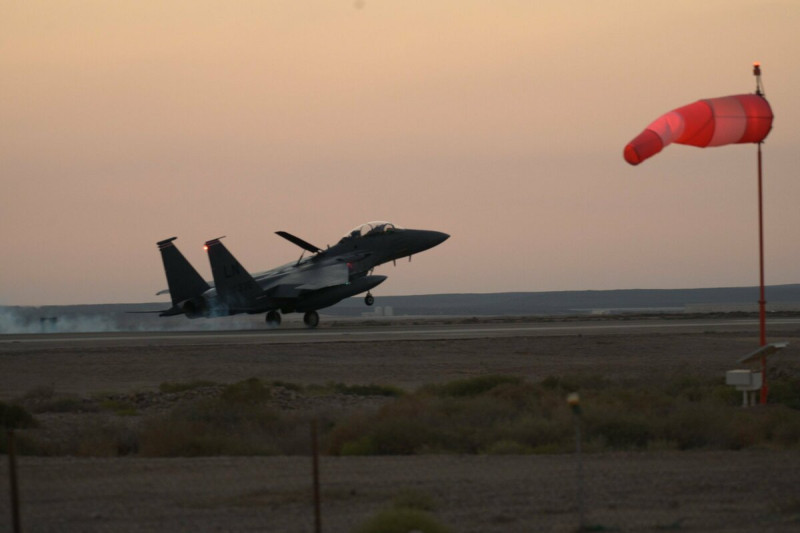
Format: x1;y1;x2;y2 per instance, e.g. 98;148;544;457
365;292;375;306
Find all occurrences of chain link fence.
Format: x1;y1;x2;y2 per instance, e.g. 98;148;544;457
4;432;800;532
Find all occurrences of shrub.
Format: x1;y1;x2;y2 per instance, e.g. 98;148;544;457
494;415;570;452
0;430;42;455
592;418;651;449
221;378;271;405
433;375;523;397
75;421;140;456
159;380;218;393
137;414;284;457
333;383;404;397
271;380;303;392
770;376;800;410
360;417;437;455
0;401;37;429
100;399;138;416
353;508;451;533
660;402;732;449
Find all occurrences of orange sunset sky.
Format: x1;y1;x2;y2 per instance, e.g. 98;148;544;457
2;1;799;306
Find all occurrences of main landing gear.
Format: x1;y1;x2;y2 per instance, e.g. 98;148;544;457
265;310;319;329
365;292;375;306
265;310;281;327
303;310;319;328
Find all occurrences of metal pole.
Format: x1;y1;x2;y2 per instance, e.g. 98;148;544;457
576;414;584;530
753;62;768;404
8;430;22;533
567;393;584;530
757;142;769;404
311;419;321;533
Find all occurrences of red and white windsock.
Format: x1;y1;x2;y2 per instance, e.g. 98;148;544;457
623;94;773;165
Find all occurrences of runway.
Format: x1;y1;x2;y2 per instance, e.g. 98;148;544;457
4;316;800;347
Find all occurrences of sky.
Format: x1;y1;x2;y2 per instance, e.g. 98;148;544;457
2;1;799;306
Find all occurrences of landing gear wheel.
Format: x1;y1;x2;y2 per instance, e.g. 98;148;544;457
365;292;375;306
303;310;319;328
266;310;281;327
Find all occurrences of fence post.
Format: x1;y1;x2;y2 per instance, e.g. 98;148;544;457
311;419;321;533
8;429;22;533
567;393;584;531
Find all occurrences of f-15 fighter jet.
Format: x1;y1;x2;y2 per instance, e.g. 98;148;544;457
156;221;448;328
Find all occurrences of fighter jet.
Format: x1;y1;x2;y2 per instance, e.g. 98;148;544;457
155;221;449;328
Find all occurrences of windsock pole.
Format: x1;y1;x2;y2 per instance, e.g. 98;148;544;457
754;62;768;403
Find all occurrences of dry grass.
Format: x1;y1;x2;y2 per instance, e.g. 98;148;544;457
11;374;800;457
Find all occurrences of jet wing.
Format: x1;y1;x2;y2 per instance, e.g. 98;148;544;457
264;262;349;298
335;252;373;264
295;262;349;290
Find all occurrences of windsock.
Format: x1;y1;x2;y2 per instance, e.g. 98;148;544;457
624;94;773;165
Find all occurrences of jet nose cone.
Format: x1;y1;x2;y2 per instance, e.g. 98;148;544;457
410;229;449;253
429;230;450;247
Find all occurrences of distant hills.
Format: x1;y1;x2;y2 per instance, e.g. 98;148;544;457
327;284;800;316
2;284;800;333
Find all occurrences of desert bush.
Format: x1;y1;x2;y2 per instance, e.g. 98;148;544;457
540;374;610;393
494;414;571;452
271;380;303;392
591;417;652;449
487;381;542;410
136;388;316;456
99;399;138;416
429;375;523;397
659;401;734;449
353;508;451;533
159;380;218;393
18;386;90;413
333;383;405;397
329;372;800;456
331;380;556;455
770;376;800;410
359;417;437;455
221;377;271;404
0;401;37;429
305;381;404;398
138;416;282;456
0;430;43;455
76;421;140;456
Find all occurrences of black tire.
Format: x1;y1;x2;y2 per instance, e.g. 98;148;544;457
266;310;281;327
303;311;319;328
365;293;375;306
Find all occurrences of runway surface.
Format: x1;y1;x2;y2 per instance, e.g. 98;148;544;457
4;315;799;398
3;316;800;347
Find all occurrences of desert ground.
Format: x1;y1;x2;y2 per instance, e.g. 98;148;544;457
2;316;800;532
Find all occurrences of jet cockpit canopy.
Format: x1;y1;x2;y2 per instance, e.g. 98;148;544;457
340;221;401;242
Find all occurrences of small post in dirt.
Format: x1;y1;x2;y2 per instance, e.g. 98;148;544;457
311;419;322;533
567;393;585;531
8;429;22;533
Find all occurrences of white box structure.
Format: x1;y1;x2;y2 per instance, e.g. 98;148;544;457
725;370;763;407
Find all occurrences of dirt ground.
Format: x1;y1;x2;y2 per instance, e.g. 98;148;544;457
2;318;800;532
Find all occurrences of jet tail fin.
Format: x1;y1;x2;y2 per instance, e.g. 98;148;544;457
205;237;264;310
157;237;211;306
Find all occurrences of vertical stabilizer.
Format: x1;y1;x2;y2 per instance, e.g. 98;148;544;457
205;237;264;310
157;237;210;306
